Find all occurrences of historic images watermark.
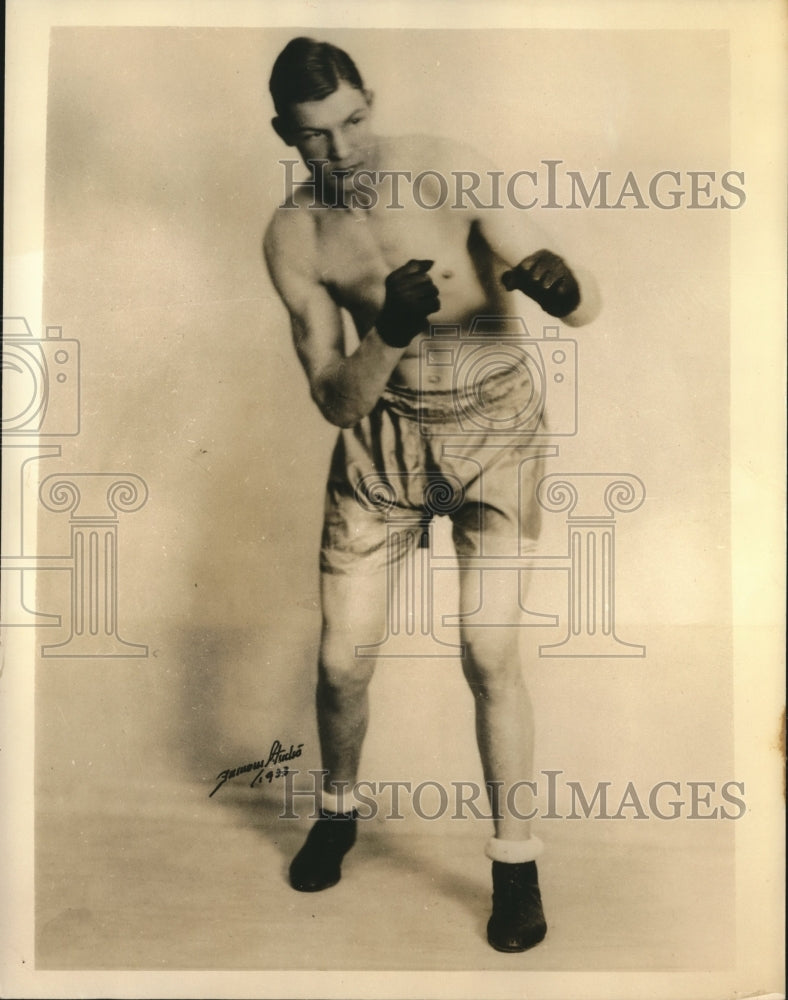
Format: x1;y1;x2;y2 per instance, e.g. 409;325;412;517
279;159;747;212
0;316;149;656
206;751;746;822
276;769;747;822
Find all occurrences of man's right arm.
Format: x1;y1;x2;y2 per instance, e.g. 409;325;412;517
264;210;439;428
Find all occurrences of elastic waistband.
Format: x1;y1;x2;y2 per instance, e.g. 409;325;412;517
381;365;533;424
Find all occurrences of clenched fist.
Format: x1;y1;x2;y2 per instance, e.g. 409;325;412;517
376;259;441;349
501;250;581;318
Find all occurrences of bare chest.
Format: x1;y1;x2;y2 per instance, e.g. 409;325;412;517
311;204;475;320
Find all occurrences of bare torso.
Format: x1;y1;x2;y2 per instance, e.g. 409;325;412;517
289;135;515;390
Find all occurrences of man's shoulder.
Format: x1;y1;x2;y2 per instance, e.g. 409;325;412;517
266;194;317;236
264;200;317;269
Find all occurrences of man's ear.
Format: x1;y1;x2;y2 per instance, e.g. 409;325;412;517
272;116;294;145
363;89;375;109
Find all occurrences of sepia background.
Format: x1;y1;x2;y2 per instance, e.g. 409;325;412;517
28;25;739;972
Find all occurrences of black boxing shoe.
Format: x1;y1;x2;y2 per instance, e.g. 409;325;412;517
288;809;358;892
486;860;548;952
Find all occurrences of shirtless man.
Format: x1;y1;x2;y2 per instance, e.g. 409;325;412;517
264;37;598;953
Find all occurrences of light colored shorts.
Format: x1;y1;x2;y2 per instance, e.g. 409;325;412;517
320;368;547;575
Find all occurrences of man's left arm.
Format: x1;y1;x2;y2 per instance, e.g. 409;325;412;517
475;204;602;327
441;138;601;327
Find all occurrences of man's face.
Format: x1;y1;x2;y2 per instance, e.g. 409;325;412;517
283;81;376;193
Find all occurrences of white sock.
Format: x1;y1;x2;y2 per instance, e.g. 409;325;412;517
485;836;544;864
321;789;357;815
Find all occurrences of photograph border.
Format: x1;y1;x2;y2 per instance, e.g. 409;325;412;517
2;2;785;998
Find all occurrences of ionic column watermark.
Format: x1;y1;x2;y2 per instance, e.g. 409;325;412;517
535;473;646;657
352;472;464;658
35;474;149;658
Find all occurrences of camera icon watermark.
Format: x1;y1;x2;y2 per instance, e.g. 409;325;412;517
345;309;646;659
1;317;80;437
418;316;577;437
1;315;148;657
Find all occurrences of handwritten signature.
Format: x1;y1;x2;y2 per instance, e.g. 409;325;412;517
209;739;304;797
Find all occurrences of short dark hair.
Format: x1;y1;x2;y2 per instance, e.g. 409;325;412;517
269;37;365;121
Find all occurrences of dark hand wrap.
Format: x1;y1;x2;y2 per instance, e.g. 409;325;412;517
376;259;440;348
501;250;581;318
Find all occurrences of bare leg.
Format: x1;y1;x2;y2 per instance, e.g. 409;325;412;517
458;557;547;952
458;561;535;842
317;569;387;797
289;569;387;892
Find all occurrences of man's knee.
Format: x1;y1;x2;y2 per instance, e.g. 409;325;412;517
461;629;523;695
318;633;375;697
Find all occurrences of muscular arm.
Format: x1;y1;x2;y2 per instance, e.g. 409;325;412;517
264;209;406;428
438;139;602;326
475;206;602;327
